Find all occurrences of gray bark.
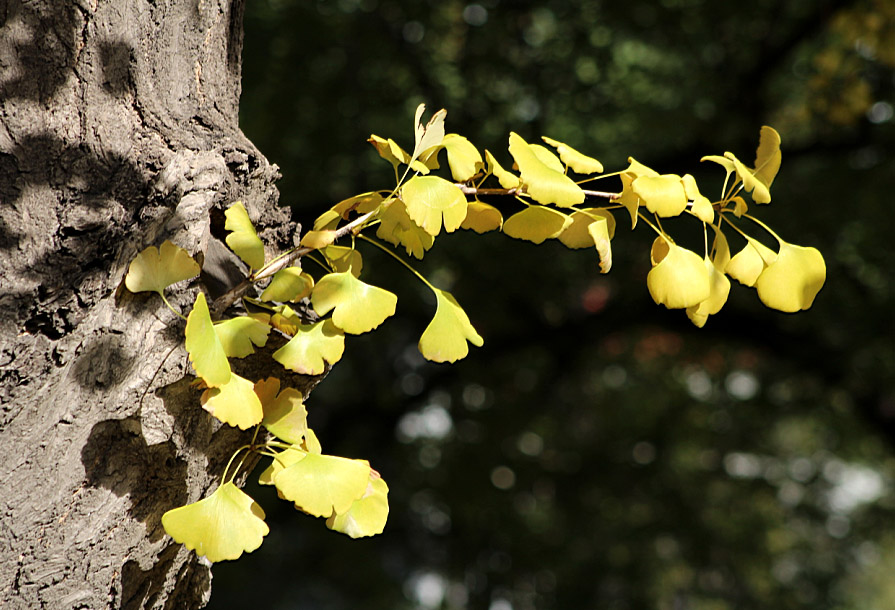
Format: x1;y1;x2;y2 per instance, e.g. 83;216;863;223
0;1;304;607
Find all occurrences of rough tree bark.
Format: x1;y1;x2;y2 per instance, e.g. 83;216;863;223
0;1;307;607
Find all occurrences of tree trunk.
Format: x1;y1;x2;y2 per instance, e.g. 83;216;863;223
0;1;298;607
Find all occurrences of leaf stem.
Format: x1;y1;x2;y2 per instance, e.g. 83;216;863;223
221;445;254;485
159;292;188;321
358;234;435;290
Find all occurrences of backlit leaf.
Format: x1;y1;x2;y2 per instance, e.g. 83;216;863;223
686;256;731;327
617;173;640;230
258;446;306;486
726;237;777;286
214;316;271;358
559;208;616;249
485;150;521;189
681;174;714;223
587;218;612;274
633;174;688;217
502;206;571;244
412;104;447;163
125;240;200;295
542;136;603;174
755;242;825;312
376;198;435;259
185;292;231;387
529;144;566;173
440;133;483;181
324;245;364;277
255;377;308;445
647;237;711;309
312;272;397;334
401;175;468;237
224;202;265;270
461;201;503;233
161;482;268;563
327;474;389;538
200;372;264;429
273;319;345;375
419;288;484;363
273;452;371;517
508;133;585;207
260;267;315;302
300;230;338;250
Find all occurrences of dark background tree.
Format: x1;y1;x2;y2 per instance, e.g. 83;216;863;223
210;0;895;609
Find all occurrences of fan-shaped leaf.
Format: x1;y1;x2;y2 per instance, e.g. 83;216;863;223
412;104;447;163
401;175;468;237
161;482;268;563
587;218;613;274
502;206;571;244
125;240;200;295
726;237;777;286
485;150;521;189
200;372;264;429
686;256;731;327
260;267;315;302
214;316;271;358
559;208;616;249
376;198;435;259
647;237;711;309
273;319;345;375
324;245;364;276
255;377;308;445
508;133;584;207
312;272;397;334
541;136;603;174
273;452;371;517
633;174;688;218
224;202;265;270
185;292;231;387
258;446;307;486
755;242;825;312
327;474;389;538
440;133;483;181
419;288;484;363
681;174;714;223
300;230;338;250
461;202;503;233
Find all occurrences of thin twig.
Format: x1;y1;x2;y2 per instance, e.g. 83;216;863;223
457;185;620;200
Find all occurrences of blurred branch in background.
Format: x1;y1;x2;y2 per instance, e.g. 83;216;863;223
212;0;895;608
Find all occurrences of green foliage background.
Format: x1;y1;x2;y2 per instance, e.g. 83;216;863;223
212;0;895;608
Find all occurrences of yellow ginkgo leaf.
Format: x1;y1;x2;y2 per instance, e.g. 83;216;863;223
327;474;389;538
161;482;268;563
313;209;342;232
508;133;584;207
647;237;712;309
299;230;338;250
324;245;364;277
726;237;777;287
502;206;571;244
752;126;782;194
185;292;231;387
558;208;616;249
329;192;384;220
200;372;264;429
273;452;371;518
485;150;521;189
401;175;468;237
269;304;302;336
587;218;612;274
258;446;306;486
125;240;200;295
440;133;483;181
273;319;345;375
255;377;308;445
617;173;640;230
461;201;503;233
633;174;688;218
755;242;825;312
260;266;315;302
681;174;714;223
419;288;484;363
412;104;447;163
213;316;271;358
541;136;603;174
311;272;398;334
701;155;736;175
376;198;435;260
224;202;265;270
731;196;748;217
529;144;566;173
686;256;731;328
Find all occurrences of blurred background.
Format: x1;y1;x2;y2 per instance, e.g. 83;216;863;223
211;0;895;608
